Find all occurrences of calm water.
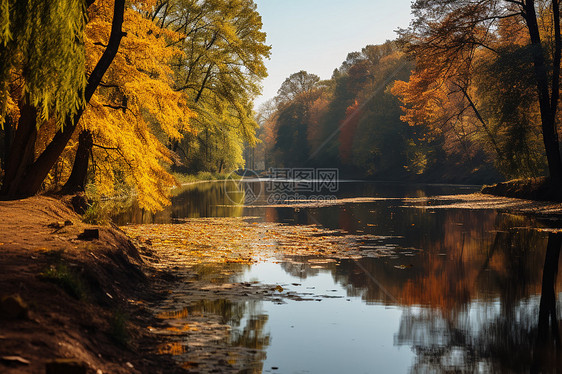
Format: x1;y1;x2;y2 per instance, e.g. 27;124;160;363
116;181;562;373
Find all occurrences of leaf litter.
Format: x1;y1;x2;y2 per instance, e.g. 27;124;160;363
123;217;407;268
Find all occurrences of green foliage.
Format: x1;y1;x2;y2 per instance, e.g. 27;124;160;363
274;99;311;167
0;0;87;126
150;0;270;175
82;183;133;224
109;309;130;346
475;45;546;178
40;263;86;300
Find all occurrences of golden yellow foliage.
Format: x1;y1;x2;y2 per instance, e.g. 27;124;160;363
71;0;196;210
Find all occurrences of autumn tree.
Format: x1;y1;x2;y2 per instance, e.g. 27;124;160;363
0;0;127;198
58;0;196;210
350;48;416;176
394;0;562;184
275;70;321;105
307;52;374;167
274;99;311;167
263;41;494;180
269;71;323;167
148;0;270;174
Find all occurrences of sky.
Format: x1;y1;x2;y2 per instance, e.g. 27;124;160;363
253;0;414;108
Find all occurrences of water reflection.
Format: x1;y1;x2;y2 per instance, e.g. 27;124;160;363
114;181;481;225
252;210;560;372
532;232;562;373
155;276;269;372
114;181;245;224
118;182;562;372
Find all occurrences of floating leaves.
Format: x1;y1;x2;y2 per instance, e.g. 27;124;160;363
122;217;408;269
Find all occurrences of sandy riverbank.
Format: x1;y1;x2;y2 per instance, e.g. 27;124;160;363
0;196;186;374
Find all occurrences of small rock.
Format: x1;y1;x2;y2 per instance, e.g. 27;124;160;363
45;359;87;374
77;229;99;241
0;294;28;320
48;221;66;229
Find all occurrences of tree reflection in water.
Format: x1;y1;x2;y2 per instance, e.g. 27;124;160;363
115;181;562;372
532;232;562;373
274;211;560;372
113;181;245;224
154;263;270;373
393;229;562;373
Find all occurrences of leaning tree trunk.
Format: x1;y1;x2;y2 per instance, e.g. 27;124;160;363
0;0;126;200
61;130;93;194
523;0;562;186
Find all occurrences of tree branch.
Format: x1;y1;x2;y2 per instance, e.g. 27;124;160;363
92;143;119;151
453;82;504;159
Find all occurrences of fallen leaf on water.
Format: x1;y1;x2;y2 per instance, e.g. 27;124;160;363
394;264;413;270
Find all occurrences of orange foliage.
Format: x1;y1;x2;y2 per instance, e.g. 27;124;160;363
306;95;330;152
338;100;363;163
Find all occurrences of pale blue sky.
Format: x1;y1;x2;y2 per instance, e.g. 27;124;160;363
254;0;414;107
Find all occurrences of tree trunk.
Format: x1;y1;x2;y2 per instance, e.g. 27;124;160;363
1;116;13;170
61;130;93;194
523;0;562;185
0;104;38;197
0;0;126;200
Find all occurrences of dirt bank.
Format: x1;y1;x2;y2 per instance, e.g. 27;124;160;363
0;196;185;374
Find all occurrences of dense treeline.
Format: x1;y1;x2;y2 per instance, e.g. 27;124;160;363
0;0;269;210
259;0;561;185
257;43;499;182
0;0;560;206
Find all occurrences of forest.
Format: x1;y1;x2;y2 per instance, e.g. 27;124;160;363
0;0;561;209
0;0;269;211
257;0;562;186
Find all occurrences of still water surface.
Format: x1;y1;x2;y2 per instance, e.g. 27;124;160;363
116;181;562;373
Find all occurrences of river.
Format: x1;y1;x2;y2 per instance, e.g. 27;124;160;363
115;180;562;373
